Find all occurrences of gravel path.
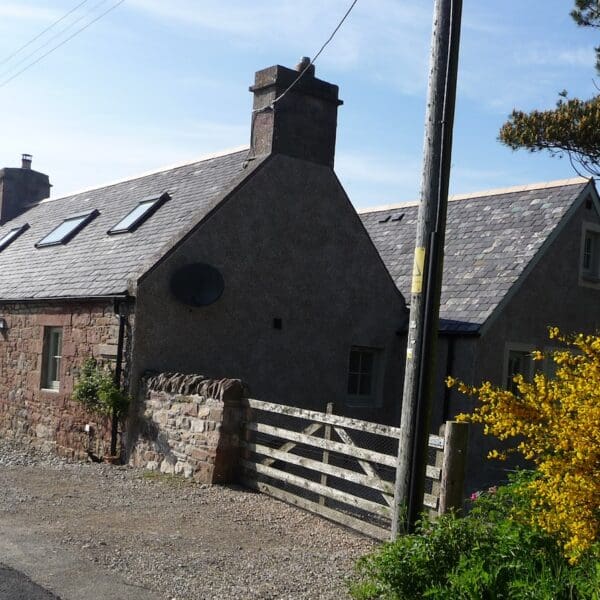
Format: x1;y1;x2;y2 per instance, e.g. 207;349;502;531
0;439;374;599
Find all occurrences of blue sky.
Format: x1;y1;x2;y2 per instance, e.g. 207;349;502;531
0;1;597;208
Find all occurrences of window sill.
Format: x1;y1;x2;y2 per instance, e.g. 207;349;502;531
346;396;380;408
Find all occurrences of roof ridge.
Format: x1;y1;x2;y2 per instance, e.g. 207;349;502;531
41;145;250;203
356;176;591;215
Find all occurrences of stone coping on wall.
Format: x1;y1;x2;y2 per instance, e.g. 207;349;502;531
142;371;247;402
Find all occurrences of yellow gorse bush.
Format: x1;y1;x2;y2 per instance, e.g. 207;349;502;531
447;328;600;563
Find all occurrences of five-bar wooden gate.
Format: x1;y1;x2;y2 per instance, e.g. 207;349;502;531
240;398;467;540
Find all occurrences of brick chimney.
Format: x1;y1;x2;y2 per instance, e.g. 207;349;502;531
0;154;51;224
249;58;343;168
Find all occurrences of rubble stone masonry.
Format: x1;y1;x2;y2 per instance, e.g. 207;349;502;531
0;300;128;458
131;372;245;484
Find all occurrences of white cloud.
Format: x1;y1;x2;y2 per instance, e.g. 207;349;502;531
129;0;432;94
514;44;593;68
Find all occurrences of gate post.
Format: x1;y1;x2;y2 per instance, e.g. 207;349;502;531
213;379;245;483
438;421;468;514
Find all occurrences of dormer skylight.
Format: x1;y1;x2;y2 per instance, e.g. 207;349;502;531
36;210;99;248
0;223;29;252
108;192;170;234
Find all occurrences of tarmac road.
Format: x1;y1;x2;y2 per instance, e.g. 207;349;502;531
0;521;162;600
0;564;61;600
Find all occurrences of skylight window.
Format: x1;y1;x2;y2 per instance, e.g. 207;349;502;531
108;192;170;234
0;223;29;251
36;210;99;248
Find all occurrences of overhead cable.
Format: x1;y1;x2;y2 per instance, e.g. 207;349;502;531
254;0;359;113
0;0;91;67
0;0;112;81
0;0;126;89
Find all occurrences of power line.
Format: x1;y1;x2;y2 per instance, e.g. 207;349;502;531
0;0;125;89
0;0;112;81
254;0;359;113
0;0;91;67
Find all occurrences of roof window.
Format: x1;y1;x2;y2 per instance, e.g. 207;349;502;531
0;223;29;251
36;210;99;248
108;192;170;234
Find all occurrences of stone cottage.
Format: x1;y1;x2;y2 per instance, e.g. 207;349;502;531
360;177;600;492
0;61;407;459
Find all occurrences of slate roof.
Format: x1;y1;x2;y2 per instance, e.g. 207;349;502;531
0;148;260;300
360;178;593;333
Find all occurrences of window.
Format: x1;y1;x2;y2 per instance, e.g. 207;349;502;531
0;223;29;251
36;210;99;247
580;223;600;285
504;346;534;393
347;347;381;404
42;327;63;390
108;192;170;234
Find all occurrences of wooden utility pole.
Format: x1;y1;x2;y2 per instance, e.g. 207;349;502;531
392;0;463;537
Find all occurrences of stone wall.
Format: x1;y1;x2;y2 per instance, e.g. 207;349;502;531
0;299;132;459
130;373;245;483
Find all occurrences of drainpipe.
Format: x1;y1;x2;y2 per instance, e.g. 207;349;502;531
111;298;127;458
442;335;456;423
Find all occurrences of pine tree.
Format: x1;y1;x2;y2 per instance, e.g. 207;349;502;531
499;2;600;177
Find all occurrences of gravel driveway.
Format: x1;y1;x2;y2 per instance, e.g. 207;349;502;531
0;440;375;600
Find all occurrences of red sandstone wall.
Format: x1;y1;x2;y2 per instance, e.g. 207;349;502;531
0;300;130;459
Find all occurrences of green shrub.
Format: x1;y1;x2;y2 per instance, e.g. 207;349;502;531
72;357;129;420
350;472;599;600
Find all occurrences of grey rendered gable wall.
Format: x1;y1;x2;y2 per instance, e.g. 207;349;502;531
479;180;597;337
131;154;407;421
446;193;600;494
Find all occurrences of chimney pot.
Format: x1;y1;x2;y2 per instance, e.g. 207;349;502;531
21;154;32;169
296;56;313;73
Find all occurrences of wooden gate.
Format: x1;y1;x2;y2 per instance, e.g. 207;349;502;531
240;398;467;540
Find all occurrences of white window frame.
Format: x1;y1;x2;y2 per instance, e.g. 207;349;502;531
503;343;535;393
579;221;600;288
346;346;383;407
41;326;63;391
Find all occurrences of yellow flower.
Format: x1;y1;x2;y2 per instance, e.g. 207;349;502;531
448;328;600;563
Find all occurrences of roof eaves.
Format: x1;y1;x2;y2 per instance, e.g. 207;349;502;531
0;292;130;304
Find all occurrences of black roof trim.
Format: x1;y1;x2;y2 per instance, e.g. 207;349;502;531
35;209;100;248
108;192;171;235
0;223;29;252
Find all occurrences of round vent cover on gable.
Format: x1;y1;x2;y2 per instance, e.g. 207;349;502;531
169;263;224;307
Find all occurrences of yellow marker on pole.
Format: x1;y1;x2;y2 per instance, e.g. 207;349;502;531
411;247;426;293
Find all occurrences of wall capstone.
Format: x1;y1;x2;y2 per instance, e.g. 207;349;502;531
130;372;246;483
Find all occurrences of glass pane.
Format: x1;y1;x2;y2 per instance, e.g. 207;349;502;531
347;374;359;395
507;350;532;392
38;216;86;246
348;350;361;373
360;352;374;373
111;199;157;232
44;328;62;389
584;235;593;270
359;374;372;395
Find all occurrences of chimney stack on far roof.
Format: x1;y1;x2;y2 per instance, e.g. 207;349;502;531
249;58;343;168
0;154;51;225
